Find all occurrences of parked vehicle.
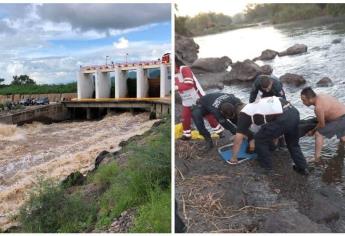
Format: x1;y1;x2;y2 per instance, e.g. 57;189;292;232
35;97;49;105
19;98;32;106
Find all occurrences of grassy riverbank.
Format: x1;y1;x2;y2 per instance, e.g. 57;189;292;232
12;116;171;233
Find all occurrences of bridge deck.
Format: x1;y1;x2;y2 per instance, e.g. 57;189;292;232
63;97;171;108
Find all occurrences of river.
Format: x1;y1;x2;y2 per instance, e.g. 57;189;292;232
0;112;157;230
194;17;345;158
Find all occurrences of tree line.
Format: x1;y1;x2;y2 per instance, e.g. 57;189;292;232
176;3;345;37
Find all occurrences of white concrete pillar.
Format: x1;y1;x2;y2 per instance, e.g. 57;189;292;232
77;71;94;99
95;69;111;99
136;67;149;98
115;67;128;98
160;64;170;98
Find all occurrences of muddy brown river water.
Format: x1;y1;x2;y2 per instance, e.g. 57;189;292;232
0;112;157;230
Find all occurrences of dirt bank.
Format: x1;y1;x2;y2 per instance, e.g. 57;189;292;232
175;103;345;233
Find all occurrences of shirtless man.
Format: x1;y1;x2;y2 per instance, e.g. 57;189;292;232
301;87;345;163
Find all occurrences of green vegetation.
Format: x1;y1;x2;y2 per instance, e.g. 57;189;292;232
11;75;36;86
18;181;97;233
17;117;171;233
0;82;77;95
176;3;345;37
130;188;171;232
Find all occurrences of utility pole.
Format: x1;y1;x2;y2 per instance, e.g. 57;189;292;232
125;53;128;64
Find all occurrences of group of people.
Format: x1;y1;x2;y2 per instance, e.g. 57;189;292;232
175;56;345;175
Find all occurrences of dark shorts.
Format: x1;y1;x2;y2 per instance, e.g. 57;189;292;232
318;115;345;139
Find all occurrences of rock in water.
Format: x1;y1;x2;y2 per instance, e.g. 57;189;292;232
227;59;263;82
175;34;199;65
191;56;232;73
316;77;333;87
332;38;342;44
279;73;306;86
194;72;227;90
95;150;110;169
61;171;85;187
253;49;278;61
278;44;308;57
261;65;273;75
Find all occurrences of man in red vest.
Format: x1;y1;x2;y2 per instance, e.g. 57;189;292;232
175;57;223;141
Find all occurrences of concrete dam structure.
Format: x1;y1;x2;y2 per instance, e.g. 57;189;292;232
77;59;171;99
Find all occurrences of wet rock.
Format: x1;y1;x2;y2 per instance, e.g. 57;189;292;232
227;59;263;82
253;49;278;61
61;171;85;187
332;38;342;44
308;193;340;224
316;77;333;87
278;44;308;57
194;72;226;90
262;208;331;233
244;180;278;207
191;56;232;73
260;65;273;75
279;73;306;86
175;34;199;65
95;150;110;169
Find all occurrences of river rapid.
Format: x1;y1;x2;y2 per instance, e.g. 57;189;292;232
195;17;345;158
0;112;157;230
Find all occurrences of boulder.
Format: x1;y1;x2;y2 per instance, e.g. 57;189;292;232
278;44;308;57
227;59;263;82
260;65;273;75
253;49;278;61
193;72;226;90
308;193;340;224
61;171;85;187
279;73;306;86
191;56;232;73
95;150;110;169
175;34;199;65
316;77;333;87
332;38;342;44
261;208;331;233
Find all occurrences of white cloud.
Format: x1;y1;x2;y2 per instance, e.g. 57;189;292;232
113;37;129;49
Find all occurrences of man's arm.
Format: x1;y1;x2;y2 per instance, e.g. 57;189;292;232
231;133;245;162
212;110;237;134
308;106;325;135
273;82;286;100
249;80;259;103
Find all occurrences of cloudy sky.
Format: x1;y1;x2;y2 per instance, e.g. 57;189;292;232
0;3;171;84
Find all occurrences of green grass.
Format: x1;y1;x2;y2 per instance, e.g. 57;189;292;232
0;83;77;95
18;181;97;233
130;188;171;233
17;117;171;233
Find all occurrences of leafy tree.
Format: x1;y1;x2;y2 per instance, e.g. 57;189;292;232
0;78;4;84
11;75;36;85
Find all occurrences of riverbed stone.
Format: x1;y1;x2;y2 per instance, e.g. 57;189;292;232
260;65;273;75
227;59;263;82
193;72;226;90
191;56;232;73
262;208;331;233
278;44;308;57
279;73;306;86
254;49;279;61
176;34;199;65
316;77;333;87
332;38;342;44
